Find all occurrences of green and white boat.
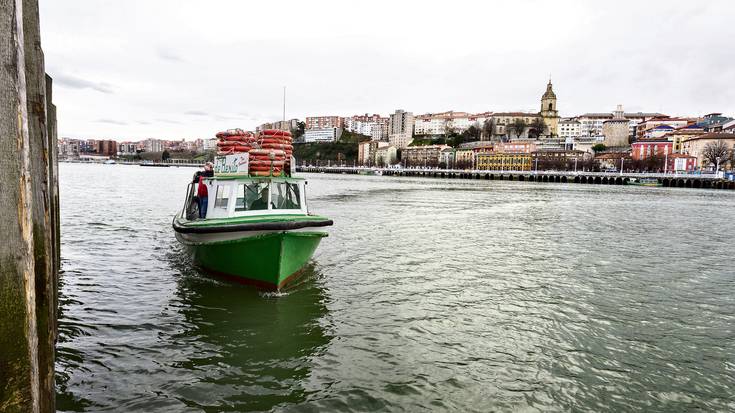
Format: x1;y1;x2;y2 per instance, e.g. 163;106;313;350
173;155;333;290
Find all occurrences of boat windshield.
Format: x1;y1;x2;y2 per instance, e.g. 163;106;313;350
271;182;301;210
235;182;270;211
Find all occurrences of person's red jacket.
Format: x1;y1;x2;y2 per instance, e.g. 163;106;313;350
197;175;208;197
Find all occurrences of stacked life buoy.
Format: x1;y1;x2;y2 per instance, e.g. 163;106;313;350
215;129;256;155
254;129;293;177
214;128;292;177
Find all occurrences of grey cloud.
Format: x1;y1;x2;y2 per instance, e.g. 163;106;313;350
155;118;182;124
54;73;113;94
137;121;151;125
212;114;245;121
185;110;209;116
157;48;185;62
96;118;127;125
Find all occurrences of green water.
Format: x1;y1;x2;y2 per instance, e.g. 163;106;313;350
56;163;735;412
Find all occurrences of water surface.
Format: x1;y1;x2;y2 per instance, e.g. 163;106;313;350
57;163;735;411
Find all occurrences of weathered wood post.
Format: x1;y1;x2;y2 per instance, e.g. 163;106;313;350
1;0;57;411
22;0;56;410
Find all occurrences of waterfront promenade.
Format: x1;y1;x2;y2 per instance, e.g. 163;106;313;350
60;159;206;167
297;166;735;190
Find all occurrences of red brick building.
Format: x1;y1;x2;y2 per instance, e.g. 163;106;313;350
96;139;118;157
305;116;343;130
632;138;673;160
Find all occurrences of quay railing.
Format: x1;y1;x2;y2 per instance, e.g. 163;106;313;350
296;165;721;180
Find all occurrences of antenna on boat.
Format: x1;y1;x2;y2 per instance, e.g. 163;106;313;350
282;86;286;131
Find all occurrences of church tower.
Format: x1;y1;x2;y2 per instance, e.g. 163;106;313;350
540;80;559;138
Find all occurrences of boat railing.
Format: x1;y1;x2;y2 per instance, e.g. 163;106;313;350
181;182;194;219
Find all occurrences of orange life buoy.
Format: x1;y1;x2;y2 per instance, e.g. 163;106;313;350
250;160;285;166
250;154;286;162
249;169;282;176
261;129;292;137
261;143;293;150
260;134;292;139
259;138;292;144
216;129;250;139
217;140;252;146
222;135;255;142
249;167;283;172
249;149;286;156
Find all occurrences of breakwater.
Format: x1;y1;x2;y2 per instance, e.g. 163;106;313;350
297;166;735;190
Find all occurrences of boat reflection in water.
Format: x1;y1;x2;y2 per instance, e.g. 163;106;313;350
170;262;331;411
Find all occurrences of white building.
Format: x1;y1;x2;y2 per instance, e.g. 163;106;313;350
304;127;342;143
388;110;414;148
203;138;217;151
571;136;605;154
374;145;398;166
143;138;163;153
558;118;581;138
389;133;413;149
257;119;300;133
345;114;389;141
414;111;491;136
58;138;81;158
117;142;137;155
578;106;663;138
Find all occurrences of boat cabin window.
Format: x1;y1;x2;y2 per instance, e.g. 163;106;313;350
235;182;271;211
272;182;301;210
213;185;231;210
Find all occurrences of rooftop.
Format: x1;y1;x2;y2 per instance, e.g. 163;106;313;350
579;112;664;119
493;112;540;117
682;132;735;142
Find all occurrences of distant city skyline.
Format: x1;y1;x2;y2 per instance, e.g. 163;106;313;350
42;0;735;139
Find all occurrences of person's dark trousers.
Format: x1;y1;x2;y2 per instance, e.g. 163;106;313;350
198;196;208;218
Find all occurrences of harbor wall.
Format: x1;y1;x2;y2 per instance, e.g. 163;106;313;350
296;167;735;190
0;0;59;411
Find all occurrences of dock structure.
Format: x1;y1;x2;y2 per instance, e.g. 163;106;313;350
1;0;60;411
297;166;735;190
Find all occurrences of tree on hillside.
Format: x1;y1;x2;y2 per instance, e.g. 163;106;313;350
293;121;305;141
591;143;607;152
443;122;456;142
162;150;170;161
508;118;527;139
482;119;495;141
529;118;546;139
462;123;481;141
702;140;730;169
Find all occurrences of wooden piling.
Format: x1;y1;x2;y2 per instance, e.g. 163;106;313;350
1;0;58;411
22;0;56;409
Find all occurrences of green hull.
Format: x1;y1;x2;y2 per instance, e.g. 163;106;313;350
183;231;327;289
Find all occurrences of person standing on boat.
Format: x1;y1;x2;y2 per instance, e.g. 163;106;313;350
193;162;214;218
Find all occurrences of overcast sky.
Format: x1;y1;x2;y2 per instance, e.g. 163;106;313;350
40;0;734;140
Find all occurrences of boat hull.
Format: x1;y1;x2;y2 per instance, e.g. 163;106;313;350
178;230;327;290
